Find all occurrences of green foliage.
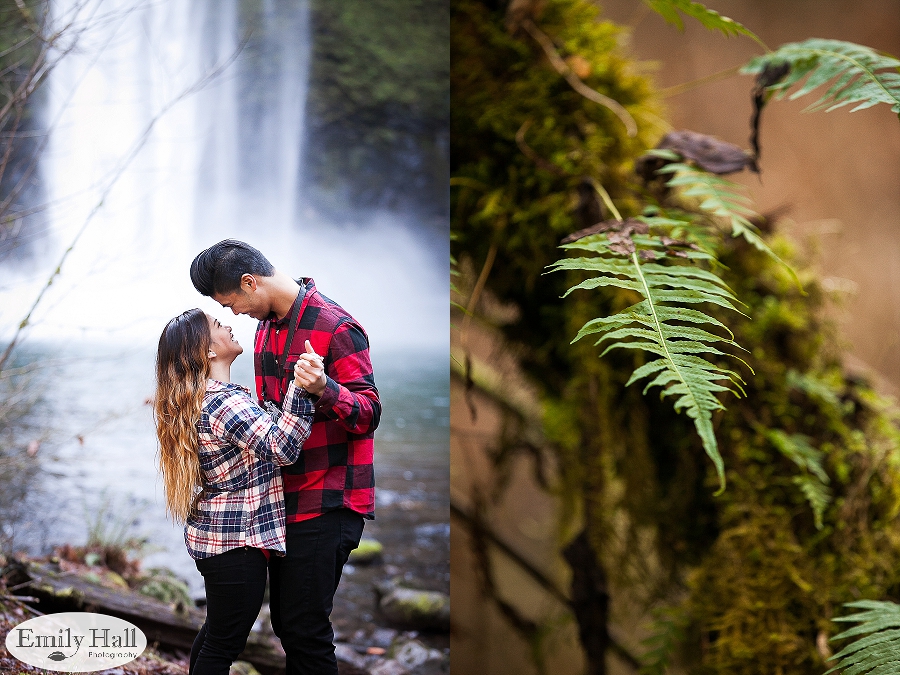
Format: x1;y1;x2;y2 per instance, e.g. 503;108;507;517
305;0;448;214
640;607;689;675
643;0;765;47
766;430;831;529
742;39;900;115
452;0;660;387
679;235;900;675
656;156;791;274
550;214;747;491
826;601;900;675
452;3;900;674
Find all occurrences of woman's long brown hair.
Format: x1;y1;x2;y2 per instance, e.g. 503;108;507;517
154;309;210;523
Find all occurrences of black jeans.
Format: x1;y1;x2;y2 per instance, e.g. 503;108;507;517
269;509;365;675
189;546;268;675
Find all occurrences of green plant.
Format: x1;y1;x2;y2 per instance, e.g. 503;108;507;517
826;601;900;675
451;1;900;673
744;39;900;115
549;192;748;491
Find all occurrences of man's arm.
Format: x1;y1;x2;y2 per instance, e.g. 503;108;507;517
312;321;381;434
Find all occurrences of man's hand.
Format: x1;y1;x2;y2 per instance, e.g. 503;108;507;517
293;340;327;396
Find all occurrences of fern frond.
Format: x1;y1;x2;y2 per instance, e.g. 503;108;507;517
742;39;900;115
826;601;900;675
642;0;765;48
658;162;801;287
793;476;831;530
767;429;831;529
639;607;689;675
550;216;749;492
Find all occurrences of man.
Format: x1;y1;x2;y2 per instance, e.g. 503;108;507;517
189;239;379;675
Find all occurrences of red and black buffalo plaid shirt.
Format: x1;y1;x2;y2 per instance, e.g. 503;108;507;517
254;278;379;523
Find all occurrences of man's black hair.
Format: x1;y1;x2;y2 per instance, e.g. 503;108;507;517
190;239;275;297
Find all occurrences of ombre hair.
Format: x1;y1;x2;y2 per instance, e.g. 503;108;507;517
154;309;210;523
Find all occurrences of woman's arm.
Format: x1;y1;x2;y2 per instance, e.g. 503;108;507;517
205;382;314;465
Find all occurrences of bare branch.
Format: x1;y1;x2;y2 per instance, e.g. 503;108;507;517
0;32;250;374
522;19;637;137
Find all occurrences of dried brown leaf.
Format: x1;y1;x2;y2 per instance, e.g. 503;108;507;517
657;130;754;175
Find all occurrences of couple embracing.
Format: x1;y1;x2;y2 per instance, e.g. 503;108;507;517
153;240;379;675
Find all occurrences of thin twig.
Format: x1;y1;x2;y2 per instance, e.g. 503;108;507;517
0;32;250;374
658;64;743;99
522;18;637;137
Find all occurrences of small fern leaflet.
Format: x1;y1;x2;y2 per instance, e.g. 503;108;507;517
826;600;900;675
742;39;900;115
550;214;749;493
657;160;800;287
643;0;765;48
767;430;831;529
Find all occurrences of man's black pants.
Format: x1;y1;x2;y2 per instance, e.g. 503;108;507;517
269;508;365;675
190;546;268;675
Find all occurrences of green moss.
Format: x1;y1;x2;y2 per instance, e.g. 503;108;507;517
349;538;384;563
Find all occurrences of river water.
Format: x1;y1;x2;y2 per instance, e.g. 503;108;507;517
0;0;449;632
7;342;449;604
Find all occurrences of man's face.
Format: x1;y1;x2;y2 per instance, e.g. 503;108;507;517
213;286;270;321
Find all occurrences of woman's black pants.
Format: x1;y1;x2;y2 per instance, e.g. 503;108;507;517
189;546;268;675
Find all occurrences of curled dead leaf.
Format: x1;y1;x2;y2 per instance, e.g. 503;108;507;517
750;62;791;170
608;239;636;255
561;217;645;244
657;130;754;175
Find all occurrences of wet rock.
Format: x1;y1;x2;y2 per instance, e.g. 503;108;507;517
335;643;369;670
375;580;450;632
350;538;384;564
371;627;399;648
370;660;409;675
394;639;444;671
230;661;261;675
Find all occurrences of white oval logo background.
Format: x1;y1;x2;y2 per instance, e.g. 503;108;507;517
5;612;147;672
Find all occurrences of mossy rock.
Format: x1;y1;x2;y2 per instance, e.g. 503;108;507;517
134;568;192;607
229;661;261;675
376;580;449;631
349;538;384;564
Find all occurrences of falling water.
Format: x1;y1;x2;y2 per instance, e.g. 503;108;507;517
0;0;449;595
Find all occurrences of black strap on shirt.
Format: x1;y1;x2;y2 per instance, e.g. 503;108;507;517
260;280;308;402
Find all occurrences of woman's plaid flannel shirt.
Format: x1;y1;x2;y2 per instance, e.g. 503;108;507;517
184;379;314;559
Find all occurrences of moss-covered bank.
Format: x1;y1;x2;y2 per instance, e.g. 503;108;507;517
451;1;900;672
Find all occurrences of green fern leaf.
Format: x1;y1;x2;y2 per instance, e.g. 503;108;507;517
742;39;900;115
643;0;765;48
658;162;801;287
767;430;831;529
550;217;749;492
826;601;900;675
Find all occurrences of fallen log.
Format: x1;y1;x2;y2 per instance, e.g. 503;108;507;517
3;559;286;675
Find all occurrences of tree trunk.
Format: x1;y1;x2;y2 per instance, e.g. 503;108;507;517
563;529;609;675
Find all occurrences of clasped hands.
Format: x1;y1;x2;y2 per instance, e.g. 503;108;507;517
293;340;327;396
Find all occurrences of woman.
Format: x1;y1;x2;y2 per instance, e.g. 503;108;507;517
154;308;320;675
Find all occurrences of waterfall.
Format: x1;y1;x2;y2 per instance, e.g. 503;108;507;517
0;0;446;353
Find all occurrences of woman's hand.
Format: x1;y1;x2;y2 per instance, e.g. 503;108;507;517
293;340;327;396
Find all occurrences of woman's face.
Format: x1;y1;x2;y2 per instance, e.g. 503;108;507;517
206;314;243;362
